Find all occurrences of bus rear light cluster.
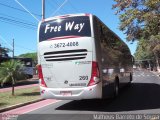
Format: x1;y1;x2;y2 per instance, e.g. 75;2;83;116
88;61;100;86
37;65;47;87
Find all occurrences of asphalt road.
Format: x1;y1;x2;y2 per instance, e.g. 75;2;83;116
17;70;160;120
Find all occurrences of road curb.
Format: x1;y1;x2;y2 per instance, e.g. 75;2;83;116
0;99;44;113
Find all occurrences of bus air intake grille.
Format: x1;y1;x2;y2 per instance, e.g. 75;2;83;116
43;49;88;61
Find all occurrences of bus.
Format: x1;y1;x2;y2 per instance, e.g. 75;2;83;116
37;13;133;100
0;57;34;78
18;57;34;78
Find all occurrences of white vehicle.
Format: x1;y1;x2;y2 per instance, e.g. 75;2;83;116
37;13;133;100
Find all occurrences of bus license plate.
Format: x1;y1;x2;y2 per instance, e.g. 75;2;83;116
60;91;72;96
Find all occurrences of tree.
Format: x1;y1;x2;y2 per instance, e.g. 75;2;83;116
19;52;37;66
153;44;160;70
113;0;160;70
134;38;153;60
0;60;23;96
0;46;10;58
113;0;160;42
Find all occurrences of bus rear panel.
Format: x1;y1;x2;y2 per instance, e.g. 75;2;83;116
37;14;102;100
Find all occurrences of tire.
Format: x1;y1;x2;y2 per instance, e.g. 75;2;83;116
129;73;132;83
113;78;119;98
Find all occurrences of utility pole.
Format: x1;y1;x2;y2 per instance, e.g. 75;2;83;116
42;0;45;20
12;39;14;58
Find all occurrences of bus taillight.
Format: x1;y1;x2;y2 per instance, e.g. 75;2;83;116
88;61;100;86
37;65;47;87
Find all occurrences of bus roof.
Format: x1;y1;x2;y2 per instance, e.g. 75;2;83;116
41;13;91;22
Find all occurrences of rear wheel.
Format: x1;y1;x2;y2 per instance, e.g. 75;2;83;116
129;73;132;84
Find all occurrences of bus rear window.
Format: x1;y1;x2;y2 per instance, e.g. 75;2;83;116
39;16;91;42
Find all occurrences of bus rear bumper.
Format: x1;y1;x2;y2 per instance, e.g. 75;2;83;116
40;82;102;100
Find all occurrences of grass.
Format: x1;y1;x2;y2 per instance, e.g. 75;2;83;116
0;86;41;109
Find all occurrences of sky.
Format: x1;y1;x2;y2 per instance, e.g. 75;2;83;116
0;0;137;56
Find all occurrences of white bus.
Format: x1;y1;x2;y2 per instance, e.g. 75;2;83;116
37;13;133;100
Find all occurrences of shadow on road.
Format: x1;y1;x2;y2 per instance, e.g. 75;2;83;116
56;83;160;112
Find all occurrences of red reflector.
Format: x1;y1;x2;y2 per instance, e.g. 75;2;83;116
88;61;100;86
37;65;47;87
92;61;99;77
